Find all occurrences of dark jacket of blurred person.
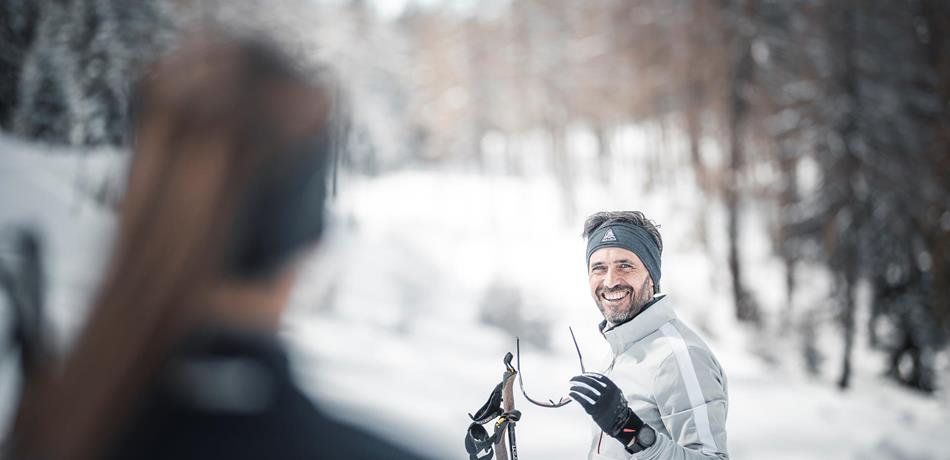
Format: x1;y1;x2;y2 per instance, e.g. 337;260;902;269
8;33;429;460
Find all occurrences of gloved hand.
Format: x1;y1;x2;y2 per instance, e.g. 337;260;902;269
569;372;644;446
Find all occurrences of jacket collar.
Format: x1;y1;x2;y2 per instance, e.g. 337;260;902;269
600;294;675;354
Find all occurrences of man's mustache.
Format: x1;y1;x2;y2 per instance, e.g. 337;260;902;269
597;284;634;295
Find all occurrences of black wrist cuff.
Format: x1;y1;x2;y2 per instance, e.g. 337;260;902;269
612;408;644;446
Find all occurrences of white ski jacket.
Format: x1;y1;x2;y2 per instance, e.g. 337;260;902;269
589;295;729;460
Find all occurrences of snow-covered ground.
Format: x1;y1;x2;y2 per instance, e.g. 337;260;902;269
285;170;950;460
1;135;949;459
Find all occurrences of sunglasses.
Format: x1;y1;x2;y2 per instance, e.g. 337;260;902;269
516;327;586;408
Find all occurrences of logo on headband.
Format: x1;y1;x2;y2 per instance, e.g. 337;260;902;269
601;228;617;242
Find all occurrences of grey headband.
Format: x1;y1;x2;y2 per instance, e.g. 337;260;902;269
586;223;661;293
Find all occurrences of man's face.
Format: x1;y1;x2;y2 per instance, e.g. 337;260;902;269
588;247;654;324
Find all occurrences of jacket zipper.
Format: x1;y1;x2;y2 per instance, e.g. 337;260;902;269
607;352;619;373
599;352;618;454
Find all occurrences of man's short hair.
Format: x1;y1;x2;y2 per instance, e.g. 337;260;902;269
582;211;663;255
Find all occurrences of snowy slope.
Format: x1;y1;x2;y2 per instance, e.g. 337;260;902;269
282;169;950;459
2;135;949;459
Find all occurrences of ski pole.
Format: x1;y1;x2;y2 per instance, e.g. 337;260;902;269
507;419;518;460
493;353;517;460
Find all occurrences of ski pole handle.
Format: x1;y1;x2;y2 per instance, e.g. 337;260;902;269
493;353;517;460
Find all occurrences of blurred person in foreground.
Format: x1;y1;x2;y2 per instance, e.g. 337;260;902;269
569;211;729;459
9;33;429;460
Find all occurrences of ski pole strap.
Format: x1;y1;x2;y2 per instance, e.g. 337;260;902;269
464;411;521;460
469;353;516;424
465;423;494;460
468;381;504;424
465;352;520;460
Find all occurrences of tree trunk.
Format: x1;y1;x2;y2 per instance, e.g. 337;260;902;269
725;0;759;324
0;0;39;129
779;146;799;333
595;123;611;185
550;124;576;223
920;0;950;336
834;0;860;391
837;272;856;389
685;97;708;192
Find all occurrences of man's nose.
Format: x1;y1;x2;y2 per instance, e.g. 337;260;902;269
603;267;619;288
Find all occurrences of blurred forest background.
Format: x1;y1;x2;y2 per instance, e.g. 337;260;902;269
3;0;948;395
4;1;950;458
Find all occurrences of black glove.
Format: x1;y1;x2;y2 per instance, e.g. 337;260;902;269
569;373;644;446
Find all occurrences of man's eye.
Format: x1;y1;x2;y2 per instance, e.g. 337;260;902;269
620;264;632;269
591;267;605;273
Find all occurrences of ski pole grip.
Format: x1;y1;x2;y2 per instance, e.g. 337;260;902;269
494;353;518;460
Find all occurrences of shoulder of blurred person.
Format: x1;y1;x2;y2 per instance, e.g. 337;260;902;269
108;326;430;460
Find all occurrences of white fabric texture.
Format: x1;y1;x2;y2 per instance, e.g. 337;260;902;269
587;296;729;460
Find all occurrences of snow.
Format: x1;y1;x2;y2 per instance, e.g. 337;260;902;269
0;136;120;436
282;168;950;459
1;133;949;459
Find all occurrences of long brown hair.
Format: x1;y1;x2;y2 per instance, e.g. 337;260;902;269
13;32;331;460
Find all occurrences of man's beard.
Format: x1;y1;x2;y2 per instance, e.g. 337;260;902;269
595;277;654;324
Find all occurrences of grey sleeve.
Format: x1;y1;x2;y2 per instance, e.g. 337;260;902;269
638;343;729;460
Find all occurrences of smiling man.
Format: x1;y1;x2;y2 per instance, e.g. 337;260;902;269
569;211;729;459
